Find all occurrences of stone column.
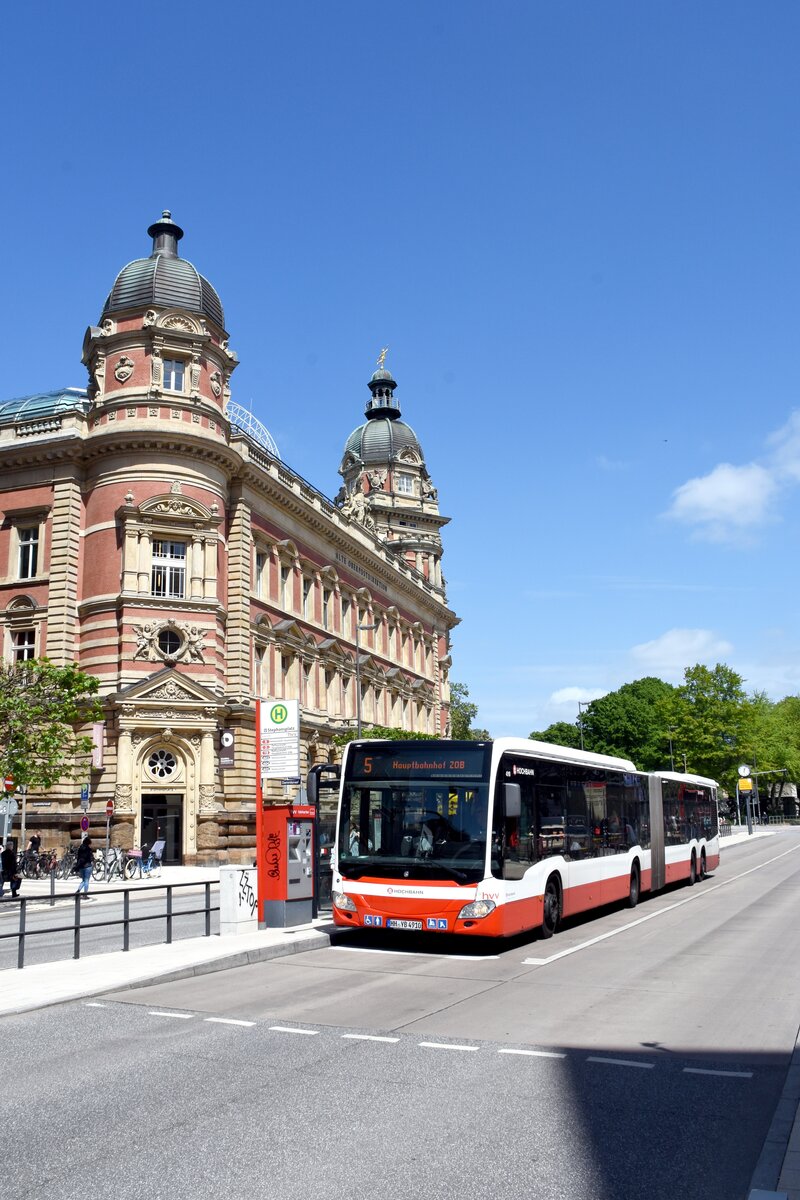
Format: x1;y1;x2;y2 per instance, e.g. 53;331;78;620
198;730;217;812
191;535;204;599
114;728;134;812
137;530;151;594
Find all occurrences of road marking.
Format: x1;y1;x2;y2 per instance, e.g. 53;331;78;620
523;842;800;966
148;1011;193;1019
683;1067;753;1078
419;1041;479;1052
587;1056;654;1070
342;1033;400;1043
269;1025;319;1035
498;1047;566;1058
205;1017;256;1027
84;1002;108;1008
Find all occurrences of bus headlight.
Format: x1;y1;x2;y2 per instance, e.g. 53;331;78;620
332;891;357;912
457;898;496;920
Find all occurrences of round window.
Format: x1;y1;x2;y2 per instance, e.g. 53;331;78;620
158;629;181;657
148;749;177;779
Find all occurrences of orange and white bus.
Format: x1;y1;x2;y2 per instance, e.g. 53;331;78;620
331;738;719;938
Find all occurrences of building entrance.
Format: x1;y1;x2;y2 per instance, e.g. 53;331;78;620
140;795;183;864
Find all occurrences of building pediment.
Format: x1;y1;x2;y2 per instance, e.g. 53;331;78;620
112;667;222;706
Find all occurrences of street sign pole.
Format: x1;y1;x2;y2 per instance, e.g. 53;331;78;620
105;799;114;881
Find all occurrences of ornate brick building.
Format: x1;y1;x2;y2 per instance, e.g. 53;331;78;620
0;212;458;863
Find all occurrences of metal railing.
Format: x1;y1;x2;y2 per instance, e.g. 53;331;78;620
0;881;218;969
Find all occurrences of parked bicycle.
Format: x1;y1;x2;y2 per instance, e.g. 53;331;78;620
20;848;59;879
92;846;127;881
56;845;80;879
124;844;162;880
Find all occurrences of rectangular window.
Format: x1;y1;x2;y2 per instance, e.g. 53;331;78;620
303;577;313;619
322;589;331;630
163;359;185;391
151;539;186;598
12;629;35;662
341;596;351;635
255;551;267;598
395;473;414;495
280;565;292;609
18;527;39;579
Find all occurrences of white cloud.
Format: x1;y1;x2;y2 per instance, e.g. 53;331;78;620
767;410;800;482
630;628;733;676
548;685;607;705
666;462;777;542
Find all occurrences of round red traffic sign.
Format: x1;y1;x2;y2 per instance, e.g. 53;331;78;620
106;800;114;817
3;776;14;793
80;815;89;832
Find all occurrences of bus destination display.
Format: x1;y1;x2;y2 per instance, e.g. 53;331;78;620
349;747;486;781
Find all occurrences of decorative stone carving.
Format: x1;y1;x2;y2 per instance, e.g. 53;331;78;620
190;354;201;394
209;370;222;397
101;318;115;335
92;354;105;401
127;407;136;417
199;784;218;812
114;783;133;812
170;481;182;494
366;469;386;491
114;355;135;383
149;680;195;700
421;474;438;501
340;490;375;530
150;346;162;390
143;310;157;327
162;314;195;332
162;728;173;742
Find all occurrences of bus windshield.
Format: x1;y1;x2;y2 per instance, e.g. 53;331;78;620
337;742;491;884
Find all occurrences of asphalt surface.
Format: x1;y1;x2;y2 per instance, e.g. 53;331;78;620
0;828;797;1199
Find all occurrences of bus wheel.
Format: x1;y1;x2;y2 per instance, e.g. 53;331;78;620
688;851;697;886
626;864;640;909
541;876;560;939
700;850;707;880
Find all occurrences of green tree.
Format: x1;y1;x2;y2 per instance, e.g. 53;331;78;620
449;682;488;740
332;724;438;748
579;677;677;768
0;659;103;790
528;721;582;749
664;663;753;796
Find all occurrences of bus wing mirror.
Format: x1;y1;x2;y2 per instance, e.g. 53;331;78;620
504;783;521;819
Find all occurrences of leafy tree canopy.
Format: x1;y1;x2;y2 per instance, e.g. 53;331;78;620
0;660;104;790
580;677;677;769
332;724;438;748
528;721;582;749
449;682;487;740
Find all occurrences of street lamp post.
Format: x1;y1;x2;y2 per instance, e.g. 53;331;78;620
577;701;588;751
355;621;377;738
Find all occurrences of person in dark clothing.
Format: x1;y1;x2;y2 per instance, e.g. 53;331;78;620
0;841;20;898
75;837;93;896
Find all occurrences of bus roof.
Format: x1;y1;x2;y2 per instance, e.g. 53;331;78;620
655;770;719;788
491;737;638;773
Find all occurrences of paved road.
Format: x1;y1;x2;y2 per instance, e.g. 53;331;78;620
1;831;798;1198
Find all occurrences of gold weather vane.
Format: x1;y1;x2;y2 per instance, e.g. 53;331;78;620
377;347;388;369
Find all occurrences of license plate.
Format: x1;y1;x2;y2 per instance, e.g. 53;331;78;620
387;918;423;931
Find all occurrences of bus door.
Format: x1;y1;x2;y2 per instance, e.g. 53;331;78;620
647;776;665;891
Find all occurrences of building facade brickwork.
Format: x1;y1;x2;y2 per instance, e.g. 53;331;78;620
0;214;458;863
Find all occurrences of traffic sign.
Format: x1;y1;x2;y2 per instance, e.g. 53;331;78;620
80;815;89;832
3;776;14;793
0;798;18;816
106;800;114;817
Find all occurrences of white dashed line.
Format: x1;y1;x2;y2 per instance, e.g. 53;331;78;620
498;1047;566;1059
269;1025;319;1035
419;1041;479;1052
587;1056;654;1070
148;1011;193;1019
683;1067;753;1078
84;1002;108;1008
205;1017;256;1027
342;1033;400;1042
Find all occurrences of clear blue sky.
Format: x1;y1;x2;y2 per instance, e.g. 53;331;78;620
3;1;799;738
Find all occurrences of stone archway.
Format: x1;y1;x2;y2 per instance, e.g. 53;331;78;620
134;733;197;863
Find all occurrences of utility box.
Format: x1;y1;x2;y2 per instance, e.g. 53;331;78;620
219;866;258;936
257;804;316;928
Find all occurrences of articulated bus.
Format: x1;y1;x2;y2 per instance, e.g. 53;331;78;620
331;738;719;938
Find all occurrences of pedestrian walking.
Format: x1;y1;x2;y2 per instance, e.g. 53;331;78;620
75;836;93;897
0;840;20;898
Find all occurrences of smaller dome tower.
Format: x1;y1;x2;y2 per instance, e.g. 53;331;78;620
337;354;449;596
